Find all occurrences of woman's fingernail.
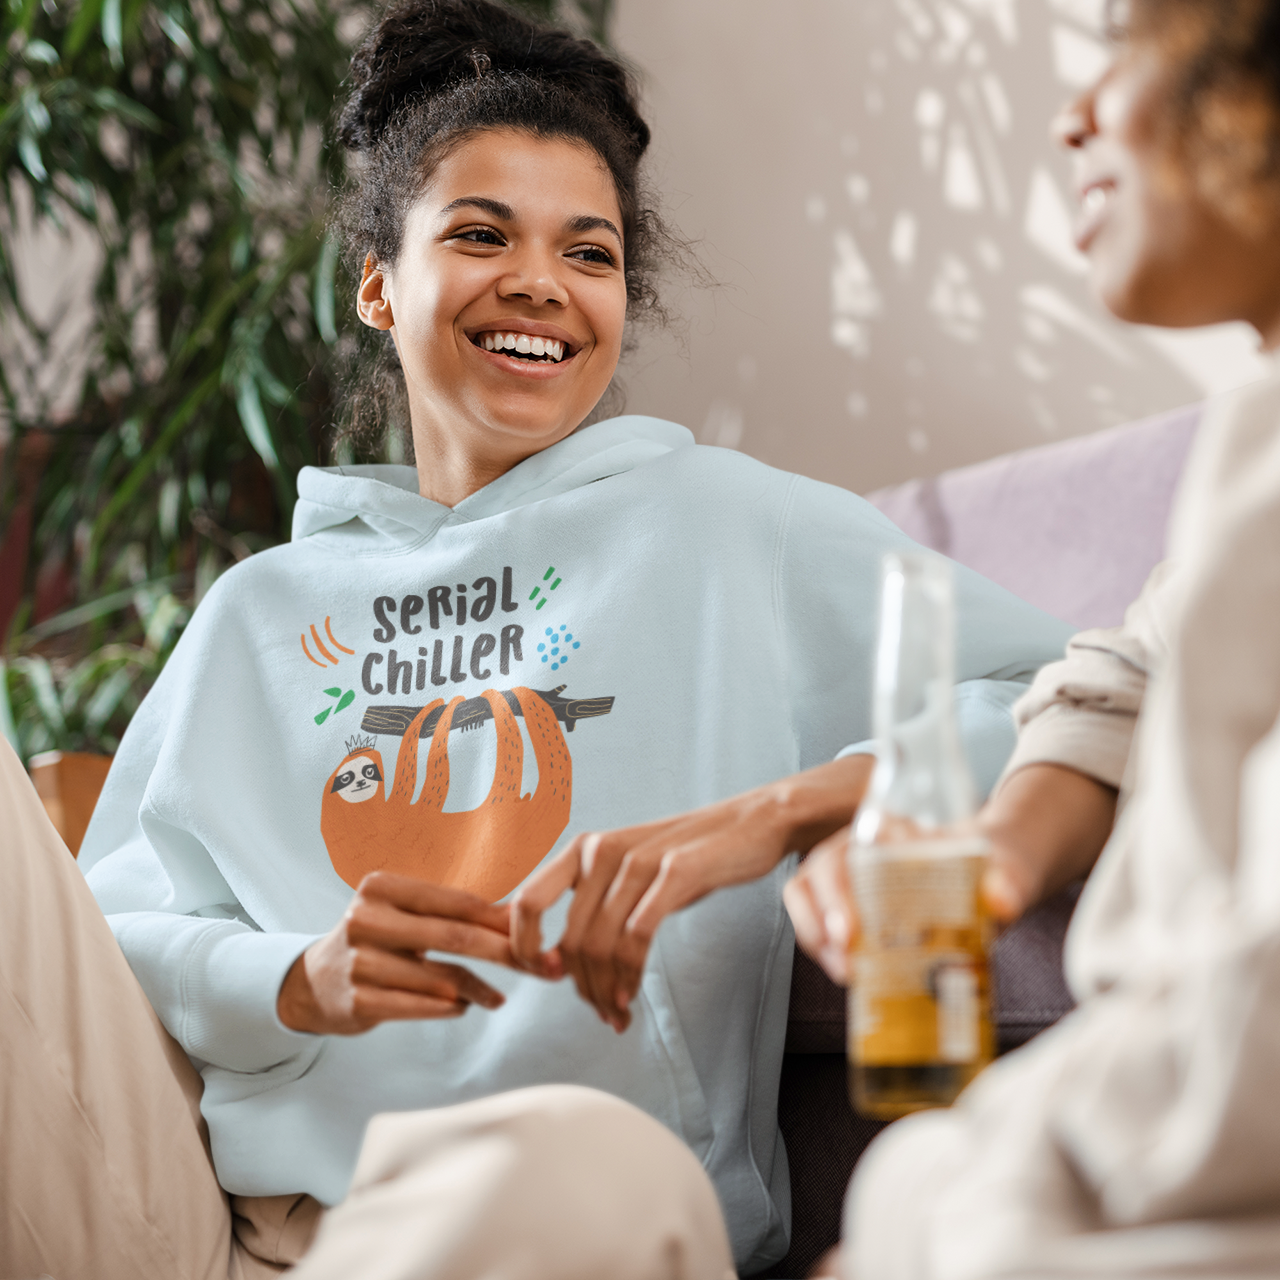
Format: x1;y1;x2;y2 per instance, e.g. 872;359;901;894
824;909;850;946
983;866;1021;917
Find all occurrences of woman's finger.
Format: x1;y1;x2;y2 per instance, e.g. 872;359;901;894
805;831;857;940
351;948;505;1009
786;828;857;983
574;846;670;1024
625;839;714;941
783;872;826;956
345;897;515;966
557;833;626;976
360;870;511;932
346;987;470;1028
509;838;586;969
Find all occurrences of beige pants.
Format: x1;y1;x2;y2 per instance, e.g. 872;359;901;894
0;737;735;1280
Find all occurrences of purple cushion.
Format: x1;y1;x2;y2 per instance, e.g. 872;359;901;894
865;403;1201;630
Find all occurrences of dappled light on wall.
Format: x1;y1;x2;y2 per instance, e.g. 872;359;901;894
821;0;1270;460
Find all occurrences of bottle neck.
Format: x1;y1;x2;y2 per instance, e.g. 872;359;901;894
855;553;975;843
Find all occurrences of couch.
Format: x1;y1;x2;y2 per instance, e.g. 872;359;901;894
768;402;1202;1279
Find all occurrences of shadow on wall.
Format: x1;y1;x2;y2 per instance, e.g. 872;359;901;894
616;0;1269;492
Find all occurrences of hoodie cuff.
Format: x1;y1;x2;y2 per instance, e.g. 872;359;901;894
109;913;320;1074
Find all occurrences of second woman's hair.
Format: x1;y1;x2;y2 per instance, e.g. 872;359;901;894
1123;0;1280;231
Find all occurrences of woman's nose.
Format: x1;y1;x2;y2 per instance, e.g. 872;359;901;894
1052;93;1095;150
498;254;569;308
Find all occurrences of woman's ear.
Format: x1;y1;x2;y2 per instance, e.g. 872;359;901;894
357;253;395;331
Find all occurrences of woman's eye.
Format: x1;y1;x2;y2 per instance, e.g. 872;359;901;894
455;227;505;246
570;245;617;267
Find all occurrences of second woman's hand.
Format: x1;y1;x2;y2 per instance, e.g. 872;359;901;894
277;871;515;1035
510;755;876;1032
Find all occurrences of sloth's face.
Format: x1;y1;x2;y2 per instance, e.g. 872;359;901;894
331;755;382;804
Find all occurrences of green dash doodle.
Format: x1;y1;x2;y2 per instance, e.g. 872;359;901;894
528;565;563;611
315;687;356;725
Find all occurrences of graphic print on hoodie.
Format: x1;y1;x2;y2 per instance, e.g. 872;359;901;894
304;566;614;900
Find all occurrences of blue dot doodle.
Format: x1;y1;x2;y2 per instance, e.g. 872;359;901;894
541;655;549;663
537;643;546;652
545;628;553;636
573;641;580;649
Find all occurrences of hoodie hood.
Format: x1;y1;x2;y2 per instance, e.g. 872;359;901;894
292;416;693;544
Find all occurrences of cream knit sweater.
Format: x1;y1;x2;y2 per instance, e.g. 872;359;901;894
846;362;1280;1279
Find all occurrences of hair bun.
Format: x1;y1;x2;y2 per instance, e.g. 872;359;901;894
338;0;650;158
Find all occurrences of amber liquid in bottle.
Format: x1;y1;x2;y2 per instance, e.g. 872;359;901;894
846;552;996;1120
847;837;994;1119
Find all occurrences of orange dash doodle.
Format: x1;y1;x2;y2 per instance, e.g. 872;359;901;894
325;617;355;655
301;617;355;668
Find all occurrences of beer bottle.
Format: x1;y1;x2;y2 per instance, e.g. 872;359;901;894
847;550;995;1120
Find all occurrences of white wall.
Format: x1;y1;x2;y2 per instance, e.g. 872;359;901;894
613;0;1270;493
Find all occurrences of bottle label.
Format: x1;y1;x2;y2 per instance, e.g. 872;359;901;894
849;840;992;1068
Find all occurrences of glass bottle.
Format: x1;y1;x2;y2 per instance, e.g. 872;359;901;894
847;550;995;1120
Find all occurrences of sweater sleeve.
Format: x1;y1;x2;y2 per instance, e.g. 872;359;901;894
997;560;1178;792
79;578;321;1076
776;474;1075;794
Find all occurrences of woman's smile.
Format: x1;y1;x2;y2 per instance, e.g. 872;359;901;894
464;318;582;376
1073;178;1116;252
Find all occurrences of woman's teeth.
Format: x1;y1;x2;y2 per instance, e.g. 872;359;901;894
1082;186;1109;218
476;332;566;362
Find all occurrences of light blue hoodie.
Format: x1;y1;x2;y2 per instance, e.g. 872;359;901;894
79;417;1072;1271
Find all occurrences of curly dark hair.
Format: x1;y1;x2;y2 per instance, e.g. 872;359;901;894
1122;0;1280;232
331;0;671;457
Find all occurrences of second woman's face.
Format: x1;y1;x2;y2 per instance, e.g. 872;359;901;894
1055;32;1280;341
361;128;628;477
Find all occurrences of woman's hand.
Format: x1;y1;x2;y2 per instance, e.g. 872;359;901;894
277;871;514;1035
510;755;875;1032
783;823;858;984
783;762;1119;986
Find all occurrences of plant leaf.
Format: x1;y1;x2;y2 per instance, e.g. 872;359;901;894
235;371;280;470
84;666;135;732
65;0;105;57
101;0;123;66
324;686;340;698
314;707;331;725
336;689;354;712
24;39;59;64
17;134;47;182
314;232;338;344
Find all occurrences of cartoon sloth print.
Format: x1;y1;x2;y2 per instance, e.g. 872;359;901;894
321;686;612;903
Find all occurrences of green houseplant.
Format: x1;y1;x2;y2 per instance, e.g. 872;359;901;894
0;0;612;763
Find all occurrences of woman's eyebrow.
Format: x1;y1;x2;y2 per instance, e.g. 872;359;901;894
566;213;623;248
439;196;515;220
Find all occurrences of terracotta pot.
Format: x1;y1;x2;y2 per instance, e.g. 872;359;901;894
28;750;113;856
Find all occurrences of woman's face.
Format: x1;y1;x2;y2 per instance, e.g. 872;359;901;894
1055;32;1280;344
359;128;628;494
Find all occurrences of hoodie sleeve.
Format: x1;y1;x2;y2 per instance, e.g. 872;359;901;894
775;474;1074;795
79;574;321;1076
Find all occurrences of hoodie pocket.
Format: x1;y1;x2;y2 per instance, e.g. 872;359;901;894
638;946;716;1162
